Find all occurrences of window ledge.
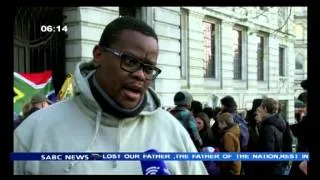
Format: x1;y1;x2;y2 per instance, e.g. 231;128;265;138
279;76;289;80
203;78;221;89
232;80;247;89
257;81;268;89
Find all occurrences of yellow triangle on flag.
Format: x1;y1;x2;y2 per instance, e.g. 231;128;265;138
14;87;25;103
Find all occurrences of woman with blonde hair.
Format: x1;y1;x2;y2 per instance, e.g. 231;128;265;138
216;112;241;175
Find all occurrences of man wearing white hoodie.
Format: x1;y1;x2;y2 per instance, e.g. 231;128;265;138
14;16;208;175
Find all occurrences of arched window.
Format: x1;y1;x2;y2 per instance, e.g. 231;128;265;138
295;54;304;70
295;24;304;40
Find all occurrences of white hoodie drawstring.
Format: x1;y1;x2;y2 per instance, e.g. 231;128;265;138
65;111;102;173
88;111;102;151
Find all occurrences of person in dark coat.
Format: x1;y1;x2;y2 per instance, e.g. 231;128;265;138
277;105;293;175
246;99;262;151
211;107;222;147
243;98;262;175
255;98;286;175
290;79;308;176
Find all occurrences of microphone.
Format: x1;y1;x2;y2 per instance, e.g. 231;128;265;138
140;149;171;175
200;146;220;175
201;146;218;153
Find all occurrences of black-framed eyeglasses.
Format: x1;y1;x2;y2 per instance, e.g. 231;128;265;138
101;46;162;80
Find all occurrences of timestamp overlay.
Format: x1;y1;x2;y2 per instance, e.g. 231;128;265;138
41;25;68;33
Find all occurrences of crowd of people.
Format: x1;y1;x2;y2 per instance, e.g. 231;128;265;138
13;16;308;175
14;94;51;129
167;85;307;175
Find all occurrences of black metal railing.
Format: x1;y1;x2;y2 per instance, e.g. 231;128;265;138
14;7;67;93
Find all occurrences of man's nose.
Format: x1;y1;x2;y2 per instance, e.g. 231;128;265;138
130;68;146;81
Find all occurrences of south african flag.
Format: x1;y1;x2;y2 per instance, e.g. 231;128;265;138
14;70;56;114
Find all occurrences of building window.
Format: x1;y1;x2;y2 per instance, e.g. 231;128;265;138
257;33;268;81
180;8;188;79
203;21;216;78
294;24;304;40
203;17;221;79
257;36;264;81
279;46;286;76
295;54;304;70
233;28;242;80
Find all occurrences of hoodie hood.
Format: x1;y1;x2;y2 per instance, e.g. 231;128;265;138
262;113;286;132
73;60;161;117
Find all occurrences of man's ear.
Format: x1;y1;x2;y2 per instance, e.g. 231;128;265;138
92;45;103;68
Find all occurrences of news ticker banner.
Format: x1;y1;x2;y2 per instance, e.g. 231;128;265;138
11;152;309;161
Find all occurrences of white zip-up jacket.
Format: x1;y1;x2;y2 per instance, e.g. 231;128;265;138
14;61;208;175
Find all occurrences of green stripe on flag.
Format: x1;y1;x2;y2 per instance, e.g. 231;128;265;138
14;74;54;114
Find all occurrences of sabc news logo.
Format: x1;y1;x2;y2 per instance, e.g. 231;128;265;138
90;153;103;160
145;166;160;175
144;166;171;175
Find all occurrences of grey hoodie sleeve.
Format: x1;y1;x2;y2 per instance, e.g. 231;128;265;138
13;131;28;175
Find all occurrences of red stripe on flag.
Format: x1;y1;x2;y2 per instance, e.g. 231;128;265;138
19;70;52;85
